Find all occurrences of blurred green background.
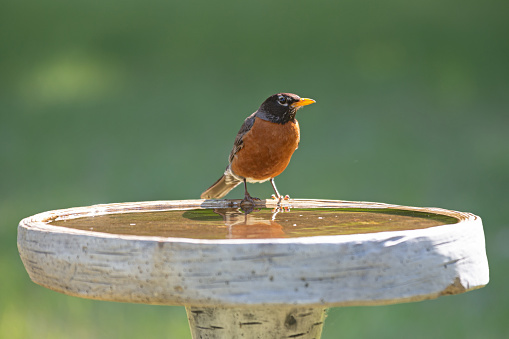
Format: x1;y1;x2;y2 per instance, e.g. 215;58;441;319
1;0;508;338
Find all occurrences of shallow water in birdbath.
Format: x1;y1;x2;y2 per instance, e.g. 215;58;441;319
49;208;458;239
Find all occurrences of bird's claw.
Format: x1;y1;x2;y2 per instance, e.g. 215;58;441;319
271;194;291;202
239;205;260;214
272;206;291;213
241;194;260;206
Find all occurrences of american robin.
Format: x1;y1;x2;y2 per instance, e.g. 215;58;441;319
201;93;315;204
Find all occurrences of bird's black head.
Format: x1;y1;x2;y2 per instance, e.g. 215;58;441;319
257;93;315;124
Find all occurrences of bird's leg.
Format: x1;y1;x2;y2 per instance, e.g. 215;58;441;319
241;178;260;205
270;178;283;204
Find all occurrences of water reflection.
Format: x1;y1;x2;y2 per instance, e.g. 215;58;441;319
212;208;287;239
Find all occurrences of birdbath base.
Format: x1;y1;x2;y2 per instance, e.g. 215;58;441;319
17;199;489;339
187;306;326;338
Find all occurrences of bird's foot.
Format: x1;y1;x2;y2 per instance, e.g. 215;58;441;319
239;205;260;214
271;194;290;204
271;194;282;204
241;193;261;206
272;206;291;213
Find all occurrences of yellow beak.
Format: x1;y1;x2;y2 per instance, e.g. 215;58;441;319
291;97;316;108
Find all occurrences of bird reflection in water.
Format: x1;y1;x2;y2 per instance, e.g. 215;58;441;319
213;206;289;239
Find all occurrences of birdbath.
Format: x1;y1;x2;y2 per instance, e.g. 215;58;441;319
18;199;489;338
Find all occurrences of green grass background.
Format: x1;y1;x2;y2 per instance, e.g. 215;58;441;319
1;0;508;338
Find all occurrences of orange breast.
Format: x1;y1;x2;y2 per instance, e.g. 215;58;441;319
231;117;300;181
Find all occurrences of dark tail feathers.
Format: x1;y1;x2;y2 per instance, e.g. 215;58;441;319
201;174;242;199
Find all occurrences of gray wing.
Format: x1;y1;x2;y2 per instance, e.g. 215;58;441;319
228;111;256;164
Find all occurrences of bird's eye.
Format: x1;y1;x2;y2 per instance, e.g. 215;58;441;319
277;96;288;106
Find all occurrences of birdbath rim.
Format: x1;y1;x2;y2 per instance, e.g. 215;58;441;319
18;198;489;309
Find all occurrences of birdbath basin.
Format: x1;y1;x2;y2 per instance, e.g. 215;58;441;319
17;199;489;338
